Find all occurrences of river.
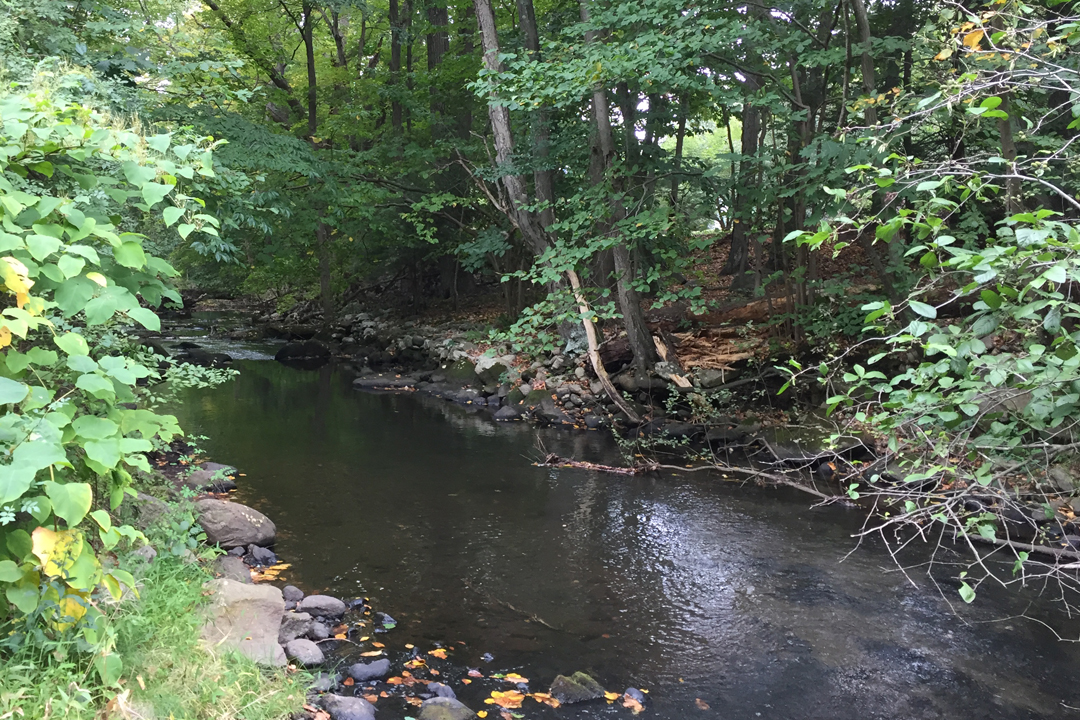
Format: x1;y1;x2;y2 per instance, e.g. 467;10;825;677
172;359;1080;719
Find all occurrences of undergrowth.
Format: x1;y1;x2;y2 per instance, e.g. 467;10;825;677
0;549;308;719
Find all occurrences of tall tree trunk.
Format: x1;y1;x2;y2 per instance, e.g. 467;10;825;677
426;3;450;135
722;77;760;281
849;0;877;125
315;219;334;323
516;0;556;231
390;0;404;133
473;0;633;409
579;0;657;374
669;94;687;206
302;0;317;137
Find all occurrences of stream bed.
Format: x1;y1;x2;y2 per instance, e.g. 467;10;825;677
171;360;1080;719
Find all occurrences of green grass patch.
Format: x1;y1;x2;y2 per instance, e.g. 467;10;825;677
0;553;308;719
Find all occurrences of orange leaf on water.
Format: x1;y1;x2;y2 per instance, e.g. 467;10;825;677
428;648;448;659
360;650;383;657
695;698;710;710
372;642;385;648
342;677;354;687
363;694;379;703
485;691;525;709
387;677;403;686
462;679;472;685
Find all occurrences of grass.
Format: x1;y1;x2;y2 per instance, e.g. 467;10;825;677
0;551;309;720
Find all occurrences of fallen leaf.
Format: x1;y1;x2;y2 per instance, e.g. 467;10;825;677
696;698;710;710
501;672;528;684
485;690;525;709
372;642;385;648
623;695;645;714
387;677;403;686
405;643;415;649
462;678;472;685
360;650;384;657
363;694;379;703
334;634;347;640
429;647;448;659
477;712;488;719
605;692;620;701
343;677;355;687
468;669;484;678
406;697;423;706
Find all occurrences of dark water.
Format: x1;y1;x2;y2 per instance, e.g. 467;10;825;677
172;361;1080;719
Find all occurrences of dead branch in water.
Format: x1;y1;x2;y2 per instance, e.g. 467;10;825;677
536;453;654;475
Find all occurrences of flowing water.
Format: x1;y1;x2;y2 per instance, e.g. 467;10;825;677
171;359;1080;719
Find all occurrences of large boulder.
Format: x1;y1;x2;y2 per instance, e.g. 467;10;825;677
284;638;325;666
195;499;276;549
200;579;285;666
549;672;605;704
321;695;376;720
298;594;347;618
418;697;476;720
474;355;514;385
275;340;331;369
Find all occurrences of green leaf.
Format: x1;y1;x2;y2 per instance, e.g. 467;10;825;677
909;301;937;319
146;134;171;153
0;559;21;582
55;332;89;356
1044;264;1067;284
93;653;123;687
44;482;93;526
141;182;172;207
26;234;61;261
84;438;121;469
162;206;184;227
114;241;147;269
958;582;976;604
76;373;115;399
0;377;29;404
72;415;119;440
57;254;86;279
177;223;195;240
127;307;160;331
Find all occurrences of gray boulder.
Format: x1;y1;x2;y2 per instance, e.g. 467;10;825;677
321;694;376;720
418;697;477;720
309;621;330;640
347;658;391;682
278;611;313;644
298;594;347;618
195;498;276;549
549;672;606;704
493;405;521;422
200;579;285;666
212;555;252;584
284;638;324;666
282;585;304;603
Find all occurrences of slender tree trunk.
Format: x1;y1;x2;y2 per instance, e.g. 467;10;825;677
516;0;556;231
723;78;760;280
849;0;877;125
579;0;656;374
427;3;450;135
316;219;334;323
390;0;404;133
670;94;687;206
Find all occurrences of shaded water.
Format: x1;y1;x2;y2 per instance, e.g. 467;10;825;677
173;361;1080;719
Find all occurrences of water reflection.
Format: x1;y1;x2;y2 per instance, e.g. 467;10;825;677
172;361;1080;719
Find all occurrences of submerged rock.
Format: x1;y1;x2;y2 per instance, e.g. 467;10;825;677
200;579;285;666
427;682;456;699
275;340;331;365
418;697;477;720
321;694;376;720
195;498;276;549
549;672;605;704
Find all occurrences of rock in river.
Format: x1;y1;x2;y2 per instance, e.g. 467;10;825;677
195;498;276;549
282;585;304;603
549;672;605;704
321;694;376;720
418;697;477;720
200;579;285;666
278;611;313;644
284;638;324;666
298;594;347;618
212;555;252;584
348;658;391;682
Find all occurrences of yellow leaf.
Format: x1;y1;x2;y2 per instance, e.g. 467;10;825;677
963;30;984;48
32;527;84;578
0;326;10;348
360;650;383;657
478;712;488;719
934;47;953;61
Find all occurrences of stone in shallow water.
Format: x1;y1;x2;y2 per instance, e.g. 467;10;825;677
278;611;312;644
282;585;304;603
348;658;391;682
321;694;376;720
427;681;456;699
285;638;324;666
418;697;477;720
298;594;347;618
549;672;605;704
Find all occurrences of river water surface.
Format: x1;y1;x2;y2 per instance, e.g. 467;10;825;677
172;360;1080;719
